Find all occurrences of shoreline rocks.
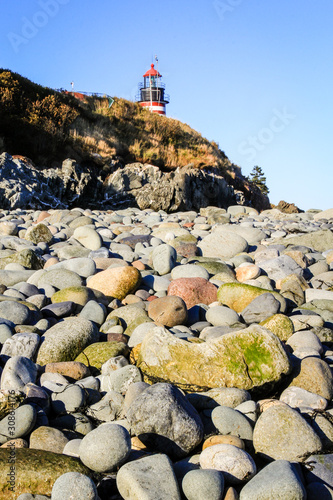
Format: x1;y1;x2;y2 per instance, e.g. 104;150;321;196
0;204;331;498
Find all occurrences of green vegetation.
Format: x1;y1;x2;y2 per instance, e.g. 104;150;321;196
247;165;270;195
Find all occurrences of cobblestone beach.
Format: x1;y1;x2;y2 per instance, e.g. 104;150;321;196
0;205;332;499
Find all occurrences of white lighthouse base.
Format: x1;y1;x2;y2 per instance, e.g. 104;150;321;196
139;101;166;115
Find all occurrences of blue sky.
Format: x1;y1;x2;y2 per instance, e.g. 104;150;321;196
1;0;332;210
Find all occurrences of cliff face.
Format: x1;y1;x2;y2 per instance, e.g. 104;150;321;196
0;154;270;212
0;69;270;212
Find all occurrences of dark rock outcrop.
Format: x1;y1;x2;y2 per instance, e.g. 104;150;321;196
0;153;270;212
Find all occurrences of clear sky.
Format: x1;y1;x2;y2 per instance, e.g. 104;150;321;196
1;0;332;210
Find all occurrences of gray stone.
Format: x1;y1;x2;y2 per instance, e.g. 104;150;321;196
0;300;30;324
289;356;333;400
259;255;303;282
306;288;333;302
56;244;90;260
241;293;280;324
235;400;259;425
227;205;246;215
0;270;35;287
304;454;333;488
126;383;204;459
123;381;150;413
309;412;333;451
79;423;131;472
86;390;124;422
1;355;37;390
152;244;177;275
198;231;248;260
0;403;37;444
0;333;40;359
100;355;129;375
51;412;94;435
211;405;254;442
51;471;98;500
0;323;14;343
199;323;244;340
100;365;142;394
117;453;181;500
187;387;251;411
171;264;210;280
200;443;256;484
51;384;86;414
63;438;82;458
73;226;103;251
280;386;327;411
286;330;323;354
38;268;83;290
18;282;40;297
75;376;99;391
36;317;99;365
311;271;333;289
30;425;69;454
214;224;266;245
142;274;171;292
253;403;322;461
239;460;307;499
127;322;157;348
41;301;76;319
182;469;225;500
79;300;107;325
291;314;325;332
206;305;240;326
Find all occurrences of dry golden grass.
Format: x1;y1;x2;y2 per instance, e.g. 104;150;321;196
0;69;234;179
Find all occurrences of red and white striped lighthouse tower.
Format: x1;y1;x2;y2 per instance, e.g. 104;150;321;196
136;59;169;115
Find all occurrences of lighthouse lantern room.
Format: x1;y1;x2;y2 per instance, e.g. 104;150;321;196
136;60;169;115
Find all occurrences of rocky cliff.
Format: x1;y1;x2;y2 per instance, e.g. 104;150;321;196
0;69;271;212
0;153;270;212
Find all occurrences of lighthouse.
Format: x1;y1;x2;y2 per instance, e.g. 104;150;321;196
136;60;169;115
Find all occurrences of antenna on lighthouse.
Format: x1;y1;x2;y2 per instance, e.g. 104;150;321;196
155;55;159;102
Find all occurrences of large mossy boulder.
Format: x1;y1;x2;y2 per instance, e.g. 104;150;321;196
217;283;287;313
0;448;91;499
135;325;291;392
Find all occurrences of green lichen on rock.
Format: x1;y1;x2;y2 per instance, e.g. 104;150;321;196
25;223;53;244
260;314;294;342
195;260;235;277
170;234;198;247
217;282;287;313
75;341;129;374
0;448;92;498
0;249;44;270
136;324;291;392
51;286;97;308
124;317;153;337
0;390;25;420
